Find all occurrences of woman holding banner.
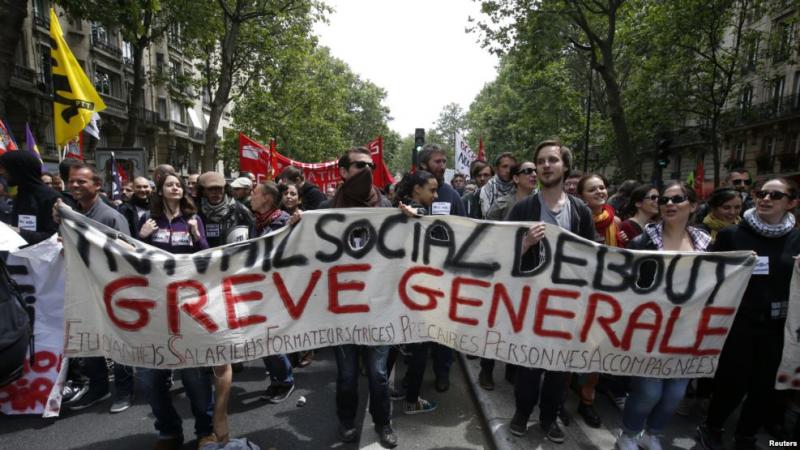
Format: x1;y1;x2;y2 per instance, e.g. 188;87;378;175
617;182;711;450
136;172;218;450
251;181;297;405
698;178;799;450
394;170;441;415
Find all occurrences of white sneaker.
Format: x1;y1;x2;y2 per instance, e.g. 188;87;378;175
638;432;663;450
616;432;639;450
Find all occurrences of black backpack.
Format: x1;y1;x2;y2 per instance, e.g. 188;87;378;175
0;257;33;388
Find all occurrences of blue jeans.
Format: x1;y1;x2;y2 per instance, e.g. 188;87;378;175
622;377;689;435
334;345;390;427
137;368;214;439
263;354;293;385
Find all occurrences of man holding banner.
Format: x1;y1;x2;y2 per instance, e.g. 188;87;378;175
318;146;397;448
506;140;596;443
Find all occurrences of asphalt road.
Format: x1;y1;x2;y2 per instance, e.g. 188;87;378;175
0;349;492;450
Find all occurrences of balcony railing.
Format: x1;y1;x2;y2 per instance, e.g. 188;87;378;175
174;122;188;133
100;94;127;113
12;65;35;82
33;14;49;30
91;38;123;58
188;126;205;141
722;93;800;129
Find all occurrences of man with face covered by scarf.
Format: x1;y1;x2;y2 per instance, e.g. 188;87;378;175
0;150;61;245
196;171;255;248
315;147;396;448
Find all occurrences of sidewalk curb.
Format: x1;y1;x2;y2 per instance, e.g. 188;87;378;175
458;353;508;450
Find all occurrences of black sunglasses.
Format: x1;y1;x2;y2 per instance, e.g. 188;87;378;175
350;161;376;170
658;195;689;205
646;194;659;201
732;179;752;186
517;167;536;175
755;190;794;200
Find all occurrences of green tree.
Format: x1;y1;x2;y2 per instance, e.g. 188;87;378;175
58;0;196;147
230;45;393;166
186;0;325;171
474;0;638;177
427;102;468;165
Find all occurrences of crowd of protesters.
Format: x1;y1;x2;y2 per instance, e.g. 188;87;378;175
0;139;798;450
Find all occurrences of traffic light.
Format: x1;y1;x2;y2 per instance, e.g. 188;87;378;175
656;138;671;168
412;128;425;169
414;129;425;151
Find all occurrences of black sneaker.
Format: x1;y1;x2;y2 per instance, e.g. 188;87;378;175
478;368;495;390
578;403;602;428
67;387;111;411
62;382;89;405
109;393;133;413
509;413;528;437
375;424;398;449
338;423;358;443
542;421;565;444
697;423;725;450
261;383;294;403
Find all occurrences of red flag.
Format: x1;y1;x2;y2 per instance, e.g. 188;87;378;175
478;137;486;161
266;135;394;192
239;133;269;182
0;120;18;154
268;139;278;181
695;158;704;198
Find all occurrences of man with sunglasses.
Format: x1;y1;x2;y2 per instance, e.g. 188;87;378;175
317;147;397;448
726;168;755;214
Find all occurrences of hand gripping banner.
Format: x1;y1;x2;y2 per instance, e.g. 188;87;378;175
59;206;755;378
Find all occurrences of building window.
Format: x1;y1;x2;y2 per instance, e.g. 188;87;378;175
170;100;185;124
738;84;753;113
91;22;109;45
39;44;51;90
771;77;786;113
32;0;47;20
743;37;759;72
169;59;182;82
734;141;745;161
122;41;133;65
95;70;111;95
158;98;168;121
773;20;795;62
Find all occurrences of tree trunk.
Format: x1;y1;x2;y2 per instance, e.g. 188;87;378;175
711;114;721;187
122;43;146;147
201;17;240;171
0;0;29;119
595;64;638;178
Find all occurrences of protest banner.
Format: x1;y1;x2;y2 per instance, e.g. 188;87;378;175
0;234;67;417
59;207;755;378
455;131;475;178
775;263;800;390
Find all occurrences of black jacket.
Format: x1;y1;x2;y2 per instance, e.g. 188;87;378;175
198;199;256;248
712;220;800;322
299;182;326;211
506;193;595;271
0;151;61;245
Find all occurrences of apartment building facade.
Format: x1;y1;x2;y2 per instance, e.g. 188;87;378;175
5;0;229;175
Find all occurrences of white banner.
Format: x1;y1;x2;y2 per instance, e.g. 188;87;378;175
59;207;756;378
455;131;475;178
0;234;67;417
775;263;800;390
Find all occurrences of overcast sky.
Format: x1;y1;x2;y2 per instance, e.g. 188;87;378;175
313;0;499;137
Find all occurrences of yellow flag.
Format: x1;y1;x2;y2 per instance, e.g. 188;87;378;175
50;8;106;147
